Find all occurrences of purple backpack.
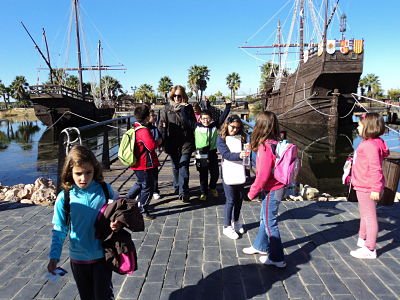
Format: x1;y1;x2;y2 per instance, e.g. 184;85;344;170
271;140;300;185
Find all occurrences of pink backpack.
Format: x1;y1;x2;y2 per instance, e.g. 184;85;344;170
271;140;300;185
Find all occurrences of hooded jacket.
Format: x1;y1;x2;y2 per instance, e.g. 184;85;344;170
129;122;160;171
352;137;390;193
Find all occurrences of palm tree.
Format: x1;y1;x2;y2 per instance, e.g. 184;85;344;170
188;65;210;103
65;75;79;90
226;72;241;103
48;69;68;85
10;76;29;102
0;80;11;109
158;76;173;102
359;74;381;98
136;84;155;103
259;62;282;93
100;76;123;99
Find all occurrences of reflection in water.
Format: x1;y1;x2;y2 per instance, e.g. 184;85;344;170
0;119;40;150
281;124;355;196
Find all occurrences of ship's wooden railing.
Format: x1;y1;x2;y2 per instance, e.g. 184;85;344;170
56;116;132;191
29;84;94;102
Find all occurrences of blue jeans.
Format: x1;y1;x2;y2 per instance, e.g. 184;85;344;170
127;169;154;213
252;188;285;262
70;259;114;300
223;182;244;226
170;152;191;196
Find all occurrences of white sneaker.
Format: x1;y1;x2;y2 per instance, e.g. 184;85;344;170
242;246;267;255
232;221;245;234
357;237;365;248
223;226;239;240
259;256;287;268
153;193;161;200
350;246;377;259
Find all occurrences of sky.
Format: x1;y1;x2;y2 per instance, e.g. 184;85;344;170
1;0;399;97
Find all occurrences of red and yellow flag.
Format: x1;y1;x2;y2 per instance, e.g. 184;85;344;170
353;40;363;54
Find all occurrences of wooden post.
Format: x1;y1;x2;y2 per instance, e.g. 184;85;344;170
380;153;400;205
102;128;110;170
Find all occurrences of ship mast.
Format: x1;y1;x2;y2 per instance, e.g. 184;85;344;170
323;0;329;49
299;0;304;61
98;40;103;98
73;0;84;96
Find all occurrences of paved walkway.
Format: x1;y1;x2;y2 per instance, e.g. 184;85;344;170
1;156;400;299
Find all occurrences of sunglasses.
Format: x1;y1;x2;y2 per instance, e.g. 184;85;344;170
229;124;241;130
174;94;182;99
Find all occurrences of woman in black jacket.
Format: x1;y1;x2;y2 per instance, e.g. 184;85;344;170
158;85;196;202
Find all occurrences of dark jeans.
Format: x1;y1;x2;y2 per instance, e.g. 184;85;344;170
127;169;154;213
170;152;192;196
223;182;244;226
152;167;159;194
252;188;285;262
70;259;114;300
198;151;219;194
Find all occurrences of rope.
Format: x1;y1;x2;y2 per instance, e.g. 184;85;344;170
44;111;121;132
351;94;400;136
276;92;317;118
303;95;356;118
351;93;400;108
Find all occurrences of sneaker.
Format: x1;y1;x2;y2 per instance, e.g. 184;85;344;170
232;221;245;234
153;193;161;200
142;212;155;221
223;226;239;240
199;194;207;201
179;194;190;202
210;189;219;198
357;237;366;248
242;246;267;255
259;256;287;268
350;246;377;259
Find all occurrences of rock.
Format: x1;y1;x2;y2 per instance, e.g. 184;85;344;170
4;189;21;202
20;199;34;205
301;185;320;200
31;188;57;206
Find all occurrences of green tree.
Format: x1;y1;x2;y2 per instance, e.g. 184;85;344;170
10;76;29;102
359;74;382;98
136;84;155;102
188;65;210;103
259;62;287;93
100;76;123;99
158;76;173;101
226;72;241;103
65;75;79;90
48;69;68;85
387;89;400;101
0;80;11;109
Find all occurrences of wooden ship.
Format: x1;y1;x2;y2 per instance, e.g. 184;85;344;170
241;0;363;128
24;0;122;128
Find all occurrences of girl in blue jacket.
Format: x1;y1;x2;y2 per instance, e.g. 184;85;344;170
47;145;119;300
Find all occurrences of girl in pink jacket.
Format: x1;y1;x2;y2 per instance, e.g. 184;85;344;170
243;111;286;268
350;113;389;259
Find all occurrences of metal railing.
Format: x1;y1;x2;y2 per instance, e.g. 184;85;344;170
56;116;133;190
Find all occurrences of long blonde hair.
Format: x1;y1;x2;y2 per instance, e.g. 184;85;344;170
250;111;280;151
60;145;103;190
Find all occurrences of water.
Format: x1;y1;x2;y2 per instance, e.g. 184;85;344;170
1;116;399;196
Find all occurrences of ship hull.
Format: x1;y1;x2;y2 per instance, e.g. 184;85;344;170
265;50;363;127
29;85;115;127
